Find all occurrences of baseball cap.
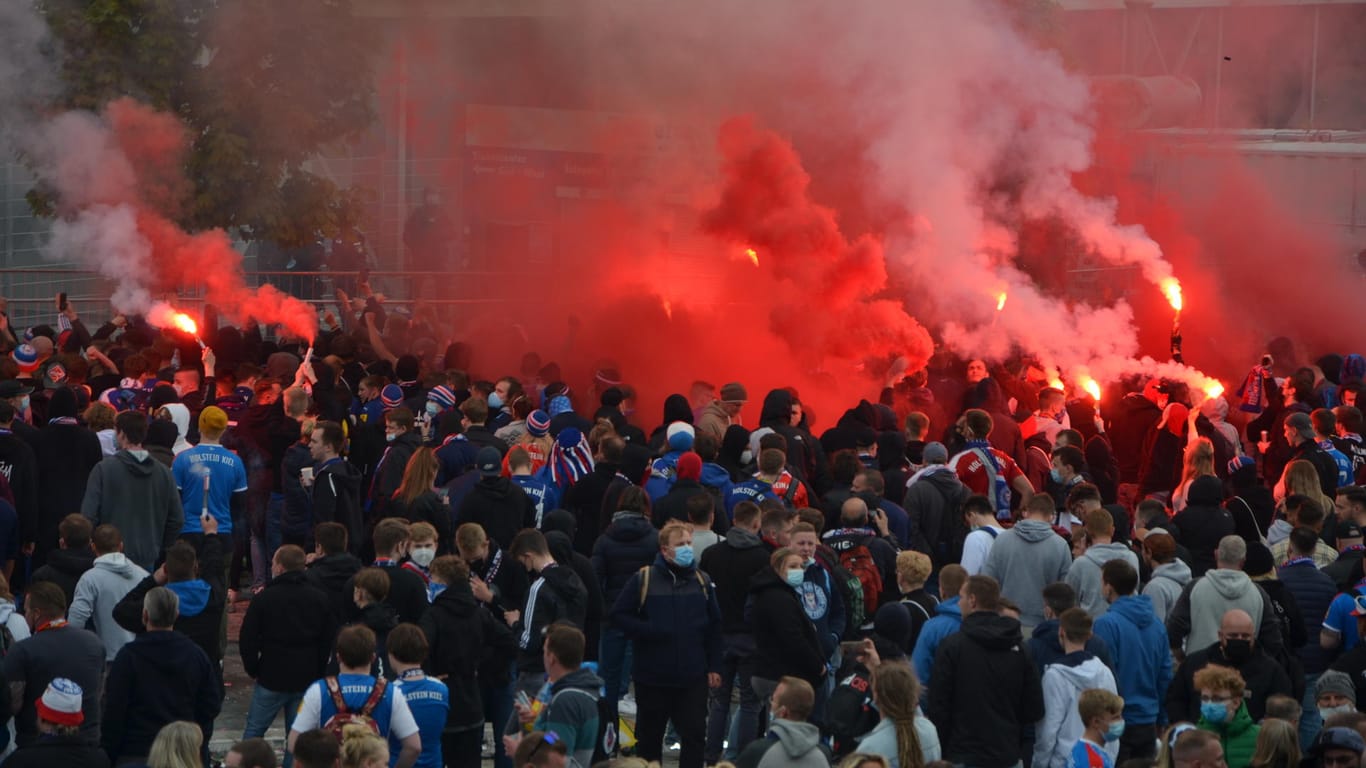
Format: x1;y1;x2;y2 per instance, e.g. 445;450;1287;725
1287;412;1316;440
1311;728;1366;758
476;446;502;477
36;678;83;726
666;421;695;451
923;442;949;465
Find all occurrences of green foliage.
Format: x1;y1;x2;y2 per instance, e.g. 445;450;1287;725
34;0;377;247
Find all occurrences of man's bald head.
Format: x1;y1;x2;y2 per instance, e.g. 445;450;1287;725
1219;609;1255;644
841;497;869;526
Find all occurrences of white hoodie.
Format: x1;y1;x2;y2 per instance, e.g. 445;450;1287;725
1034;654;1118;768
161;403;194;455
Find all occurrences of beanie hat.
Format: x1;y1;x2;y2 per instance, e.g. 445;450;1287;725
395;355;420;383
923;442;949;465
600;387;624;409
380;384;405;410
548;394;573;418
11;344;38;374
676;452;703;482
199;406;229;434
720;382;748;403
148;384;180;411
873;602;912;650
426;385;457;411
146;419;178;450
1227;455;1255;477
1243;541;1275;577
527;410;551;437
1317;670;1357;705
36;678;83;726
666;421;696;451
595;367;622;389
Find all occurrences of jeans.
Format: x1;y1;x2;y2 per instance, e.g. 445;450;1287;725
442;726;484;768
636;680;708;768
1301;672;1323;751
1118;721;1157;762
705;643;760;762
598;625;633;752
245;684;302;768
481;670;515;768
251;493;284;588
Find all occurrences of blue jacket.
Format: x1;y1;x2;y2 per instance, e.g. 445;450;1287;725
701;462;734;501
610;555;723;687
1027;617;1114;677
591;513;659;606
1092;594;1172;725
644;451;685;502
1278;559;1340;673
912;596;962;688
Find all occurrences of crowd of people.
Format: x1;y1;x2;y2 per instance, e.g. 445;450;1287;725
2;294;1366;768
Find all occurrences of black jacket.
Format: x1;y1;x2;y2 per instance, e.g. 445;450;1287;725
1323;548;1366;591
513;563;587;674
1288;440;1341;499
113;534;226;666
0;432;39;546
345;562;429;626
280;441;314;544
312;458;364;557
33;423;103;567
31;546;96;608
903;469;970;567
749;568;827;687
456;477;535;551
4;736;109;768
1026;618;1114;677
547;530;604;631
384;490;453;549
305;552;363;621
563;461;617;555
591;513;659;607
1277;560;1335;672
1170;477;1235;578
102;630;221;761
370;431;423;508
1108;393;1162;483
420;581;517;727
463;425;508;456
759;390;829;494
699;527;772;637
927;612;1044;768
239;570;337;693
1166;642;1293;724
651;479;714;528
468;541;528;616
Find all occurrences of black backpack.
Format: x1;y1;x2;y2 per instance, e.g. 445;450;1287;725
827;668;878;759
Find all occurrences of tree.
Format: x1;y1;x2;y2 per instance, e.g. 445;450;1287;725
32;0;377;247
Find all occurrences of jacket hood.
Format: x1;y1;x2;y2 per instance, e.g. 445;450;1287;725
93;552;141;577
1200;396;1230;423
162;403;193;451
1013;519;1059;543
961;610;1024;650
545;530;576;567
1084;543;1132;567
749;565;794;596
319;458;362;489
115;450;156;477
1120;392;1162;418
1107;594;1158;629
967;378;1011;415
1048;654;1114;691
44;547;95;575
0;600;14;627
167;578;211;617
1152;559;1193;586
923;467;968;497
700;462;731;487
360;601;398;634
607;513;655;542
433;579;479;617
837;400;879;431
1188;475;1225;506
476;476;514;497
935;596;962;618
760;389;795;426
554;666;604;700
542;509;577;538
1205;568;1255;600
720;424;751;464
127;630;206;676
725;527;764;550
769;718;823;759
540;562;584;594
1031;618;1064;650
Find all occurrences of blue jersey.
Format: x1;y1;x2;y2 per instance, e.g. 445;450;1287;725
173;443;248;534
512;474;560;527
1321;440;1354;487
390;674;449;768
725;478;774;518
1325;589;1364;651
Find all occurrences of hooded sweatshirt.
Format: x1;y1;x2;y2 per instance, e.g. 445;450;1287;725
1034;652;1119;768
911;597;962;690
1065;542;1141;617
738;718;831;768
525;666;603;768
1092;594;1172;725
1184;569;1266;653
1144;559;1193;622
981;519;1072;627
161;403;193;455
69;552;149;660
80;450;184;572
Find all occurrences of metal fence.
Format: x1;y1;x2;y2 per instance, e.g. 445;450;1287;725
0;269;518;332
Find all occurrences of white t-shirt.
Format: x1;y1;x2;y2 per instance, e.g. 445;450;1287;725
960;525;1006;575
290;679;420;740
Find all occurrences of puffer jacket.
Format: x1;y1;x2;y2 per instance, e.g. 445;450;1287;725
610;554;723;687
591;512;659;606
1198;703;1259;768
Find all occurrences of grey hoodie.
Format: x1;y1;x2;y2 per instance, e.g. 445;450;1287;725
755;718;828;768
1035;654;1118;768
1143;559;1192;622
1065;543;1141;617
81;450;185;572
69;552;149;660
982;519;1072;627
1186;568;1265;652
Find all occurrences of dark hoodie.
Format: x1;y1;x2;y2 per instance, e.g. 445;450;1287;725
80;450;184;572
563;459;618;555
33;388;103;570
306;551;364;621
719;424;752;482
647;394;694;455
143;420;177;469
760;389;827;492
102;630;220;762
513;563;587;675
700;526;771;638
420;578;517;728
1026;617;1114;676
369;431;423;507
749;566;827;687
456;476;535;551
1171;476;1235;578
599;443;651;534
113;535;226;667
545;527;604;659
313;458;364;556
1227;462;1276;545
904;467;970;567
820;400;880;457
31;546;96;608
928;611;1043;768
1109;392;1163;483
591;512;659;606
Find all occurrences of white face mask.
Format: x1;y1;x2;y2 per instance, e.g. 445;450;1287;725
1321;704;1355;722
409;546;436;567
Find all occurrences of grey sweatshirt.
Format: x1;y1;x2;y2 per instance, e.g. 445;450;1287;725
1143;559;1192;622
982;519;1072;627
69;552;149;660
1065;543;1141;617
81;450;184;572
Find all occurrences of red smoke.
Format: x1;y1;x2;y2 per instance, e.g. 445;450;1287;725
103;97;191;218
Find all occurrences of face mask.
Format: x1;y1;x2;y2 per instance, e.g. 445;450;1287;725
672;544;695;568
1049;468;1064;483
425;402;441;416
410;546;436;567
1222;638;1252;665
488;392;504;410
1322;705;1355;722
386;432;397;443
18;396;29;412
785;569;805;588
803;557;816;569
1105;720;1125;742
1200;701;1229;724
740;449;753;465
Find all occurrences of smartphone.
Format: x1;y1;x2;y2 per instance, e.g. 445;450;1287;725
840;640;865;658
57;292;67;311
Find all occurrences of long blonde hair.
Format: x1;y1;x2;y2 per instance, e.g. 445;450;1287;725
340;723;388;768
147;721;203;768
1283;459;1332;514
839;755;892;768
394;447;439;508
1179;438;1216;492
1250;718;1300;768
872;664;925;768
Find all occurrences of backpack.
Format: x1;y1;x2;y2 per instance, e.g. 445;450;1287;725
321;676;387;742
816;547;866;638
838;543;882;626
827;669;879;759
